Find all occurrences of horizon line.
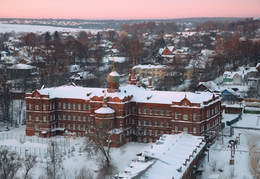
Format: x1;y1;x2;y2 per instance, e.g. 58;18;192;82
0;16;254;21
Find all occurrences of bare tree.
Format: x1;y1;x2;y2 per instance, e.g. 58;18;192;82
45;141;64;179
0;148;22;179
83;126;122;178
76;166;94;179
22;155;37;179
0;74;12;127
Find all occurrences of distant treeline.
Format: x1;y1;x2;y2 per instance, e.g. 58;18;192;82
0;17;245;30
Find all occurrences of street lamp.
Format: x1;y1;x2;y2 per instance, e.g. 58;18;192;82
238;132;241;145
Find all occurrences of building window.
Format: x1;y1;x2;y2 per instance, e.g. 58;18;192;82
193;127;197;133
149;130;152;136
78;104;81;110
35;125;39;130
99;122;102;128
183;114;188;120
83;116;86;121
63;103;66;109
175;112;178;119
193;113;197;120
149;120;152;126
175;125;178;132
155;131;158;136
50;104;52;110
58;102;61;109
138;107;141;114
53;103;55;109
29;103;31;110
161;109;164;115
143;138;147;143
68;103;71;109
144;129;146;135
132;119;135;124
155;121;158;127
78;116;81;121
212;109;214;115
50;115;52;121
73;103;76;110
166;109;170;116
83;104;86;110
160;131;164;136
68;115;71;120
35;105;39;110
88;104;90;110
167;122;170;127
161;121;164;127
43;116;46;122
43;104;46;110
183;127;188;133
73;115;76;121
201;125;204;132
144;120;147;126
138;120;141;126
35;116;39;121
88;116;91;122
63;115;66;120
149;108;152;114
155;108;158;115
144;108;147;114
58;115;61;120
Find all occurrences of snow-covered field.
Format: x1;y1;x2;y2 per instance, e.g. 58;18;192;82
1;112;259;178
200;113;260;179
0;23;102;34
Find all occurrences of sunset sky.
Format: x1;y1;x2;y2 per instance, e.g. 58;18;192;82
0;0;260;20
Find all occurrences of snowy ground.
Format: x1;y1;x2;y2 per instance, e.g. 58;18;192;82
200;113;260;179
1;112;260;178
0;23;102;34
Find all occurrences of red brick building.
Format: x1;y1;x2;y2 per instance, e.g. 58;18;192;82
25;69;221;147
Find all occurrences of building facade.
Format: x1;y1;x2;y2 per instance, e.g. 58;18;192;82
25;69;221;147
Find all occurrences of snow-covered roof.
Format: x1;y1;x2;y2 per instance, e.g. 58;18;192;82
8;63;36;70
223;71;240;79
95;106;115;114
119;133;205;179
70;71;96;80
134;64;166;70
70;65;80;73
103;56;126;64
32;84;219;107
198;81;219;92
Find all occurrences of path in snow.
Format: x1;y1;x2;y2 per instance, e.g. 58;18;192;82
242;130;260;178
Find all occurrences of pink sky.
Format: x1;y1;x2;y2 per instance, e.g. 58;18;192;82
0;0;260;20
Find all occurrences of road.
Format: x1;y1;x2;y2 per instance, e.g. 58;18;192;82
241;130;260;178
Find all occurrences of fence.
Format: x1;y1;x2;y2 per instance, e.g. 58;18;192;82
0;133;70;158
226;112;242;126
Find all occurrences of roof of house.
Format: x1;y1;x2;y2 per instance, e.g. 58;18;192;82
118;133;205;179
30;83;219;107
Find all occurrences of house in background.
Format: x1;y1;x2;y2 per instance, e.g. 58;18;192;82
195;81;221;93
7;63;37;79
221;89;238;102
223;71;242;85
